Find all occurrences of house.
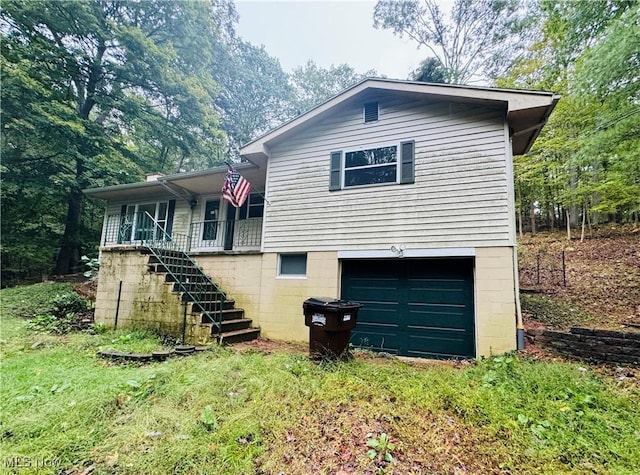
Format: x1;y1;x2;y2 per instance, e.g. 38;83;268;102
85;78;559;359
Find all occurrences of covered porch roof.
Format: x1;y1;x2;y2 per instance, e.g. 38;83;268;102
83;156;268;201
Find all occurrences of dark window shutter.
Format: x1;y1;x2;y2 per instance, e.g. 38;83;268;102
165;199;176;237
400;141;415;184
329;151;342;191
120;204;127;216
364;102;378;123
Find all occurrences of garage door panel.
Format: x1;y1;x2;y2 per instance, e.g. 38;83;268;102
408;287;470;306
342;258;475;359
406;306;471;329
407;330;473;358
408;261;472;278
351;327;399;354
357;305;400;325
350;283;398;302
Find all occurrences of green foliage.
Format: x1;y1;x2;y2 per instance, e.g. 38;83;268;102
26;312;73;334
366;432;395;463
0;0;233;274
498;0;639;232
520;293;595;328
212;40;295;154
104;330;167;354
289;60;377;114
80;255;100;280
200;405;219;430
411;57;448;83
49;292;89;317
1;297;639;474
90;322;108;334
24;290;90;334
374;0;535;83
1;283;90;334
0;282;73;319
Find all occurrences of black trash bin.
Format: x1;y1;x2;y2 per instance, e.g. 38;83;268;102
303;297;363;360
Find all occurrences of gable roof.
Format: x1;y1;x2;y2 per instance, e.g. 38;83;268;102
240;78;560;159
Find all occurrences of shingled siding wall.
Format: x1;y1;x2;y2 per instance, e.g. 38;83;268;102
528;327;640;366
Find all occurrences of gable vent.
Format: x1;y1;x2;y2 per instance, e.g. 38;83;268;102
363;101;378;123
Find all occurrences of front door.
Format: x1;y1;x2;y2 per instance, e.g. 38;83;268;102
201;200;220;247
224;207;235;250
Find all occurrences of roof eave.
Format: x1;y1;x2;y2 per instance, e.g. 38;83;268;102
240;78;559;158
514;93;561;155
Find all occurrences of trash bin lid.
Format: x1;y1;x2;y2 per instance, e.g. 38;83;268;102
304;297;362;309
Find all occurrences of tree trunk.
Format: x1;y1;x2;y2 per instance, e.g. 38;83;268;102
566;208;572;241
517;182;523;238
570;169;579;227
518;206;523;238
530;201;536;235
580;203;586;242
53;159;85;274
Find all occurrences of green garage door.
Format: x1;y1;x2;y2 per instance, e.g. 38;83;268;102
341;258;475;359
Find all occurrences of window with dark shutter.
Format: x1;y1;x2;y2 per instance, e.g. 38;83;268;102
329;151;342;191
363;102;378;123
400;141;415;184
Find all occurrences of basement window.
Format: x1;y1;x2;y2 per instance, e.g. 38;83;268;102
278;253;307;278
363;101;378;123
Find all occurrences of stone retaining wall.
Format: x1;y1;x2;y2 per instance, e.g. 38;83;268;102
527;327;640;366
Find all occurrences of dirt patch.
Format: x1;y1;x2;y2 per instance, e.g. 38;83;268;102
72;280;97;301
233;337;307;356
519;226;640;329
256;403;507;475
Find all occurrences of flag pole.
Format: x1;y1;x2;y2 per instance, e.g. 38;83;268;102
224;162;271;205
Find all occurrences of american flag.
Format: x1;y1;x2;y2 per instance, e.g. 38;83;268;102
222;166;251;208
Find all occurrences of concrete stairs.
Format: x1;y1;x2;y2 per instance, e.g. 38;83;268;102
144;248;259;345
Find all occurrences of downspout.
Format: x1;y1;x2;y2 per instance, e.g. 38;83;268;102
513;245;525;350
505;109;528;351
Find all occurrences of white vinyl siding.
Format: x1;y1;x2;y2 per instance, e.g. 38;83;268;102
262;96;511;252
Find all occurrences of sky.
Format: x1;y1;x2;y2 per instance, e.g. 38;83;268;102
235;0;429;80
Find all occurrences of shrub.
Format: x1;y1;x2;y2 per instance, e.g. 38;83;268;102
50;292;88;318
24;290;91;334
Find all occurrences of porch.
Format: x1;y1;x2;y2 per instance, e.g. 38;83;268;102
101;212;263;253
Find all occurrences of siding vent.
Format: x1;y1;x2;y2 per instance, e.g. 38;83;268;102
363;102;378;123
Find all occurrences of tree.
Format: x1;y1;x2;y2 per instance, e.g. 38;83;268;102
1;0;232;274
212;40;295;154
411;57;448;83
289;61;377;114
373;0;534;84
574;4;640;222
495;0;639;235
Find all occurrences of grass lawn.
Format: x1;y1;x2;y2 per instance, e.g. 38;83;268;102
1;284;639;474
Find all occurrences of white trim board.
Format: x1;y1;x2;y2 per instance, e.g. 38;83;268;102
337;248;476;259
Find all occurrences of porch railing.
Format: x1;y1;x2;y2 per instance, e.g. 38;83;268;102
189;218;262;250
102;214;262;251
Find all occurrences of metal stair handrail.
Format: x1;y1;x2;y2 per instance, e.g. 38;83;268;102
141;212;227;336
